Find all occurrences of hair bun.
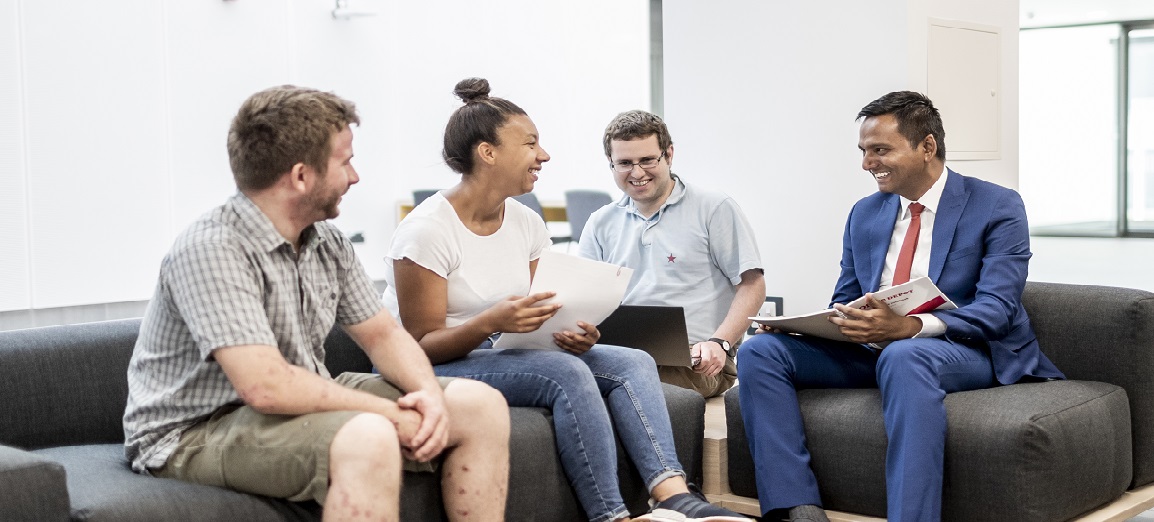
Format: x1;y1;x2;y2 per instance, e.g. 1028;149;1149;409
453;78;491;104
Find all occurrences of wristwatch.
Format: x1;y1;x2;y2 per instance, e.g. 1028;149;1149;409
708;337;733;358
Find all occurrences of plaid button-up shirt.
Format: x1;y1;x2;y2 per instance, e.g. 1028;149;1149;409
123;192;382;473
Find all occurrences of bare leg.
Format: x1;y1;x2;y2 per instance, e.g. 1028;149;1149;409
326;413;402;522
651;475;689;501
441;379;510;521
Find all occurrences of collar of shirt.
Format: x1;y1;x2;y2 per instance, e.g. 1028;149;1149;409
898;164;948;217
227;191;324;254
880;164;949;289
616;174;687;221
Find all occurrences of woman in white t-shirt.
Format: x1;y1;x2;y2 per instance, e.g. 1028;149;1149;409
382;78;748;522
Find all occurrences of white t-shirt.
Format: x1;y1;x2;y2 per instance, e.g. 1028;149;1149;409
383;193;551;328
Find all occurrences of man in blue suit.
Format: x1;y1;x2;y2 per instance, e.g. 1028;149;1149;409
736;91;1064;522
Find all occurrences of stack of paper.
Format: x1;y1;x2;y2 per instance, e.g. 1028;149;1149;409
749;277;956;347
494;250;634;350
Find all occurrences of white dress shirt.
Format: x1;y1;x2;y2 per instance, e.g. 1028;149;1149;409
878;165;949;338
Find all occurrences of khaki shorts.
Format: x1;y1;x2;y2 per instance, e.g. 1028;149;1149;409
155;372;454;505
658;352;738;399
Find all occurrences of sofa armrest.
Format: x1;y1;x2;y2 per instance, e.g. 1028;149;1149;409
661;382;706;487
1023;281;1154;384
0;445;70;522
1016;282;1154;488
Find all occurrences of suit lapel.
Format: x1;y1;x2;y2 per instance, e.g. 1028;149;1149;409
867;195;900;292
930;169;967;282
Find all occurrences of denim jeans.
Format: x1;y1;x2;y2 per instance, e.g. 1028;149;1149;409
434;342;685;522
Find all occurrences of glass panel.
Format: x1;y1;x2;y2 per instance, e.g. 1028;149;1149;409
1020;25;1120;235
1128;28;1154;233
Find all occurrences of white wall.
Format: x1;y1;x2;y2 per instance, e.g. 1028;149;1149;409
4;0;1149;316
663;0;1022;313
0;0;648;311
0;0;29;312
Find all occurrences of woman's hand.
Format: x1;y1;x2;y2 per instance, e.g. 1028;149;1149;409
554;321;600;355
484;291;561;334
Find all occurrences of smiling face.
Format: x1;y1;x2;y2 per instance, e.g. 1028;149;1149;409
305;126;358;220
491;114;550;196
858;113;938;200
609;134;674;216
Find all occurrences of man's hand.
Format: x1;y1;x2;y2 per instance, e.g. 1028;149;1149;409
829;294;922;344
395;389;449;462
554;321;599;355
754;323;782;335
691;340;726;376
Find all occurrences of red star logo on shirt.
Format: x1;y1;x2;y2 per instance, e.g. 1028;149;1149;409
667;253;676;263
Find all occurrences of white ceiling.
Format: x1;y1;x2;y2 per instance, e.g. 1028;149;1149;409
1021;0;1154;28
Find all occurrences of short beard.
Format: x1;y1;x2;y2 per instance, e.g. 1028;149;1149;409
304;171;341;220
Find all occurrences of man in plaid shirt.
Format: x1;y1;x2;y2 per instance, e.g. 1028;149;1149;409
123;85;510;521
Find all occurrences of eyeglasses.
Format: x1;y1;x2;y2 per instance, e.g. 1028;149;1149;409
610;151;666;173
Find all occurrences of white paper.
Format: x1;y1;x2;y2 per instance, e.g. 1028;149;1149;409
749;277;957;347
493;250;634;350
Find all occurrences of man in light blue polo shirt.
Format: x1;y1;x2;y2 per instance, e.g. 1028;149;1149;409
578;110;765;398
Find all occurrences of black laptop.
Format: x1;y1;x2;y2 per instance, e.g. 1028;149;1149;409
597;305;693;367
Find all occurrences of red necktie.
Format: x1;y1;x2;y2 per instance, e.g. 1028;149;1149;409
892;202;925;286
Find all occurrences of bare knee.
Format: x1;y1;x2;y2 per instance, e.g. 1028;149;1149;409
445;380;509;437
330;413;402;473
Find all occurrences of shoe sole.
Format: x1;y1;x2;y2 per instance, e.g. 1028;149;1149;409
632;510;753;522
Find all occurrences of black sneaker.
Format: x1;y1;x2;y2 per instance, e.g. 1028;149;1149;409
636;490;752;521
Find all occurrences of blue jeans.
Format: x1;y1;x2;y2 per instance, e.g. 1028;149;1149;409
736;333;996;522
434;343;685;522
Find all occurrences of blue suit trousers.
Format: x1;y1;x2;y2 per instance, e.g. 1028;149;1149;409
736;332;996;522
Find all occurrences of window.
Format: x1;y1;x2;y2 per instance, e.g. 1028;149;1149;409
1128;27;1154;233
1020;23;1154;237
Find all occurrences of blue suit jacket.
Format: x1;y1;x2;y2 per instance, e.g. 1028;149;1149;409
831;169;1064;384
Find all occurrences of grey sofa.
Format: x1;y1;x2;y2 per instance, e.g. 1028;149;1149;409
725;281;1154;521
0;319;705;522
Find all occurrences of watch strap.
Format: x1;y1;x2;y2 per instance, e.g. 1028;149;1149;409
708;337;733;357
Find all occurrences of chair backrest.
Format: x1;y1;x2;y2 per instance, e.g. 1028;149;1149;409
564;190;613;243
511;193;546;220
412;189;439;206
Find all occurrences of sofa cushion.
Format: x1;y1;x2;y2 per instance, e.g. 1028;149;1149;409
1022;282;1154;488
727;380;1131;521
37;388;703;522
36;444;319;522
0;445;70;522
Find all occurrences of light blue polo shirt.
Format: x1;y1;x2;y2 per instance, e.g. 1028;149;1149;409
578;176;763;343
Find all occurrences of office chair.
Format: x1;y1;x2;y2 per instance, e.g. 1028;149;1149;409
563;189;613;244
512;193;571;244
412;189;439;206
511;193;545;220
